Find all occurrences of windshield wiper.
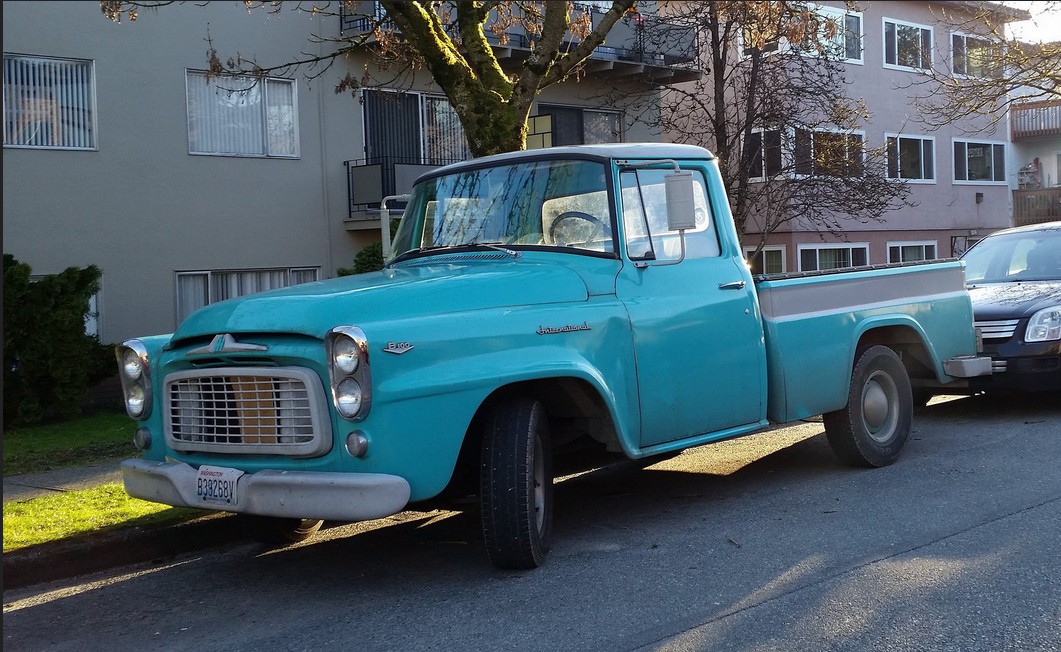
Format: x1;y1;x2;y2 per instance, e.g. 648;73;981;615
388;242;520;266
472;242;521;258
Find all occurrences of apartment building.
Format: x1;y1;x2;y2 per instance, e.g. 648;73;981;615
3;1;696;343
721;1;1045;274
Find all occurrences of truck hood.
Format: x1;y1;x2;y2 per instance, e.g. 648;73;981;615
967;281;1061;321
173;261;590;342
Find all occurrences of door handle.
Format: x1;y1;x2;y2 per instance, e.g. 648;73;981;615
718;280;746;290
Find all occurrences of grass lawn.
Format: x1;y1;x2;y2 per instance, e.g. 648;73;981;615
2;412;207;552
3;483;205;551
3;411;137;476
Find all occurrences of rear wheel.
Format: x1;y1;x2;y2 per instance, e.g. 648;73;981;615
824;345;912;467
480;397;554;570
239;515;323;545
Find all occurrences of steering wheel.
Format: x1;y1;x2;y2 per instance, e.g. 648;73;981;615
549;211;609;245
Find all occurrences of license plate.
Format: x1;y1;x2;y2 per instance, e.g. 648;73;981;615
196;465;244;506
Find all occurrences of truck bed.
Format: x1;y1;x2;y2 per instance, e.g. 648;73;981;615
753;259;975;424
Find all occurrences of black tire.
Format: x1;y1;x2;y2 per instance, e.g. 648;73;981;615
239;515;323;545
824;345;912;467
480;397;554;570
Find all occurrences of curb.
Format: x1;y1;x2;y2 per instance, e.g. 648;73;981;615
3;513;246;591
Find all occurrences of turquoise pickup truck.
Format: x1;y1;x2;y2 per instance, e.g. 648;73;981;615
117;144;989;569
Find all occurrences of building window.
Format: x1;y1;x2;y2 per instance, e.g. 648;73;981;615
186;71;298;158
888;241;938;263
796;6;863;63
746;128;783;181
952;33;1002;78
954;140;1006;183
363;89;469;165
794;129;864;177
883;19;932;70
3;54;96;149
741;22;781;56
744;246;786;274
176;267;319;324
886;134;935;182
798;244;868;271
536;104;622;146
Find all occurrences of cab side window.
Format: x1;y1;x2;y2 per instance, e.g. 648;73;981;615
621;168;720;261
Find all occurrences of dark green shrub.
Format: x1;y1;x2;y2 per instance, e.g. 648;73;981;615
3;254;114;427
337;242;384;276
337;220;399;276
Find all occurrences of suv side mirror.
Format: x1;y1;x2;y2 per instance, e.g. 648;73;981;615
665;171;696;232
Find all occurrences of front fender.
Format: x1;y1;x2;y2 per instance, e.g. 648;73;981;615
359;301;639;499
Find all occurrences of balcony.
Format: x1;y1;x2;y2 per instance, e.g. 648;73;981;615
344;157;462;227
1011;100;1061;140
340;2;700;84
1013;187;1061;226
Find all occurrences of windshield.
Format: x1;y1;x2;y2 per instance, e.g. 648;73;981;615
390;159;614;261
962;228;1061;283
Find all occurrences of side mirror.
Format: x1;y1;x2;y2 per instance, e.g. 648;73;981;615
665;171;696;232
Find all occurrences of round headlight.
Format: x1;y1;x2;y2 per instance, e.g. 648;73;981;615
126;385;146;418
333;335;361;374
122;349;143;381
335;378;363;418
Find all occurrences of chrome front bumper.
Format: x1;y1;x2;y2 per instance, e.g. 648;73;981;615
122;459;411;521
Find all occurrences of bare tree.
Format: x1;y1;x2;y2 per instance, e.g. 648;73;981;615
906;1;1060;133
610;1;911;249
100;0;639;156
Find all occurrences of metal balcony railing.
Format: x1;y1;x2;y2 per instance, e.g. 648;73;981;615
1011;100;1061;140
345;156;463;219
1013;187;1061;226
339;1;700;80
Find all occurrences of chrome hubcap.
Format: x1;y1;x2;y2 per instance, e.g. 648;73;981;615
862;371;897;443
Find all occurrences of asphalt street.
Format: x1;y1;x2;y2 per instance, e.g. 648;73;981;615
3;393;1059;651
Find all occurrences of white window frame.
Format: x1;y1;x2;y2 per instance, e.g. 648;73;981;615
885;133;936;184
793;127;866;178
3;54;97;150
796;5;863;64
887;240;938;264
744;245;787;275
175;266;319;324
797;243;869;272
883;18;933;72
951;31;1003;79
953;139;1007;185
186;70;299;158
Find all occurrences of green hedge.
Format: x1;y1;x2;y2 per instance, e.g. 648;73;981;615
3;254;114;427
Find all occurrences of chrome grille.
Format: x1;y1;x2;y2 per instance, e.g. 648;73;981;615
976;319;1020;340
164;367;330;457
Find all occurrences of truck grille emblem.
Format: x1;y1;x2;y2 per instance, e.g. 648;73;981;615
189;333;268;355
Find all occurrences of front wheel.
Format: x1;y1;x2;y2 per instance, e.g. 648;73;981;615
480;398;554;570
824;345;912;467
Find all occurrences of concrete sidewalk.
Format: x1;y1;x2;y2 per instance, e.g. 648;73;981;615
3;462;125;503
3;461;246;590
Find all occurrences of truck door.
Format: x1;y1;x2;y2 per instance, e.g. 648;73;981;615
615;166;765;448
